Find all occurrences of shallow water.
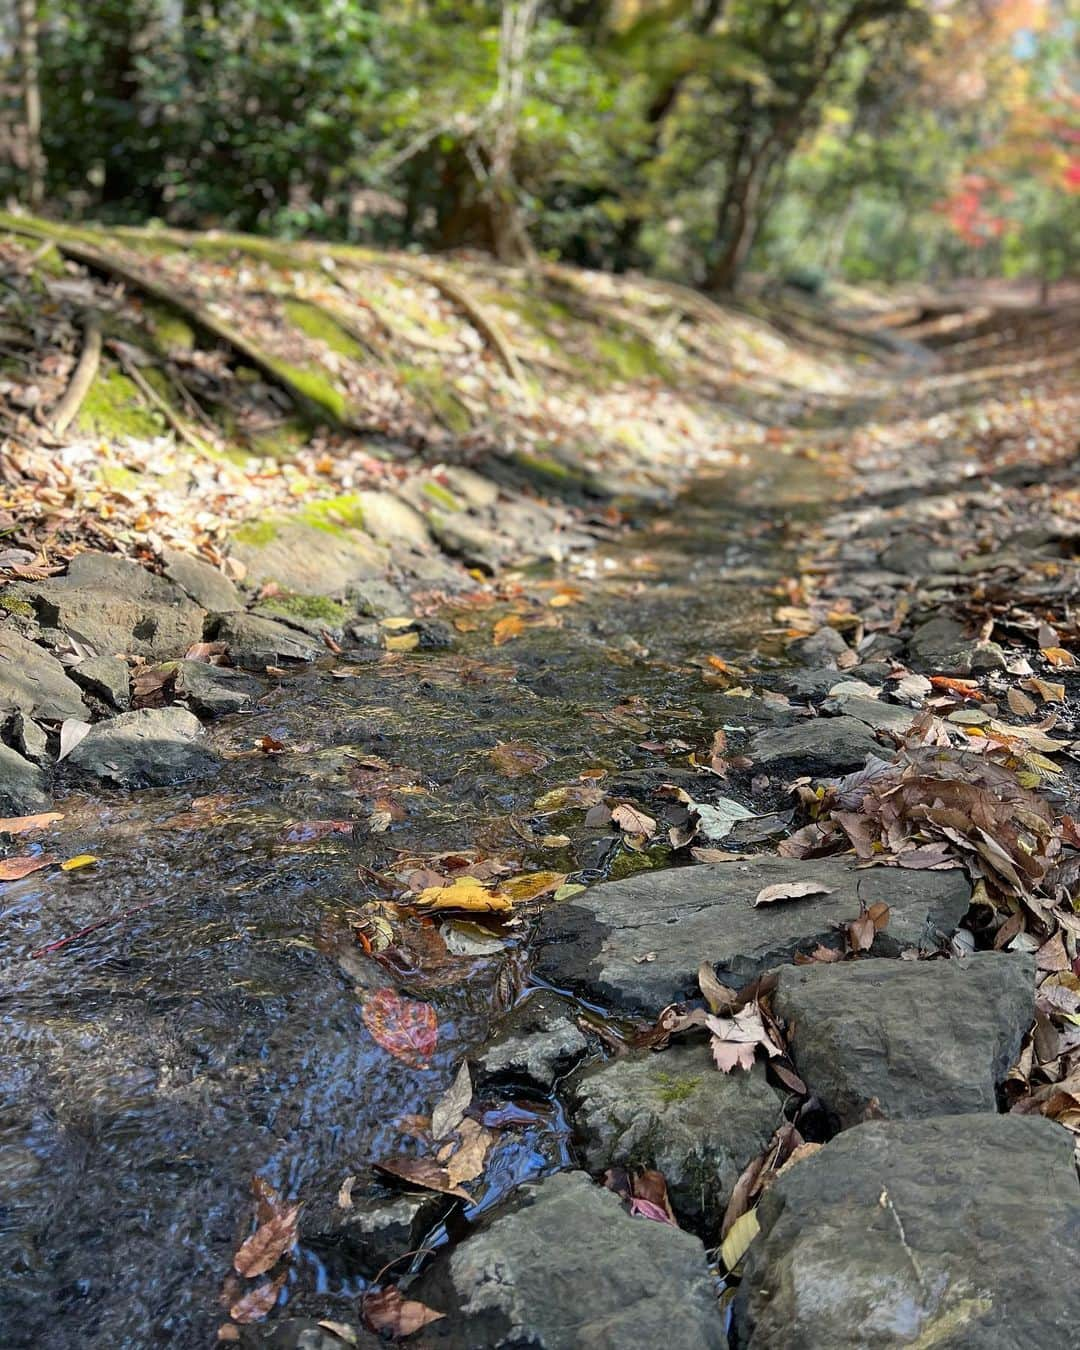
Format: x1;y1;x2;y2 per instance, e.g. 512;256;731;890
0;452;833;1347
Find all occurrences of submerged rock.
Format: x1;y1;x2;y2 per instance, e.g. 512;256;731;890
534;856;970;1014
173;660;259;717
474;990;589;1094
414;1170;725;1348
300;1188;451;1280
734;1114;1080;1348
0;628;89;721
0;742;50;813
66;706;218;787
568;1040;783;1234
773;952;1034;1126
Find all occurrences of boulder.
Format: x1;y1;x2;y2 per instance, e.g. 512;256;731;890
173;660;259;717
0;742;50;814
568;1040;783;1234
69;655;131;710
0;629;89;721
734;1114;1080;1348
230;518;387;596
301;1189;451;1280
773;952;1034;1126
534;856;970;1014
785;627;849;668
749;718;883;777
8;710;50;766
474;990;589;1094
819;693;915;734
162;547;244;612
65;706;218;787
9;552;205;660
414;1170;725;1349
209;613;323;668
347;578;412;619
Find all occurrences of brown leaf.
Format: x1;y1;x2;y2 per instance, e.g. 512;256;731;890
848;912;876;952
233;1205;300;1277
753;880;832;907
611;803;657;836
362;989;438;1068
364;1288;444;1338
493;614;525;646
444;1117;493;1186
690;846;754;863
489;741;549;777
1007;687;1038;718
698;961;738;1014
0;854;56;881
431;1061;472;1141
229;1272;286;1324
0;812;64;834
373;1155;470;1200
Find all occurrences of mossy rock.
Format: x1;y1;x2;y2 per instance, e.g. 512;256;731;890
399;365;472;435
230;512;387;596
282;299;366;360
258;592;349;625
594;330;672;383
77;367;164;441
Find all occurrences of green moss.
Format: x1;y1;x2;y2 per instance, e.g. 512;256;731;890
0;594;34;618
655;1072;702;1105
421;480;462;511
513;449;592;491
232;519;279;548
98;464;144;491
283;299;365;360
261;592;348;623
400;365;471;435
245;417;310;462
77;367;163;440
145;303;195;352
594;331;671;382
271;358;349;424
296;494;366;533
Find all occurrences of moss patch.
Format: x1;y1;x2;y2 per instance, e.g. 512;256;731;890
145;302;195;352
244;417;311;462
421;480;462;512
296;494;366;533
271;358;349;425
594;330;672;382
232;519;279;548
260;592;348;624
400;365;471;435
655;1072;703;1105
283;299;365;360
77;366;163;441
0;594;34;618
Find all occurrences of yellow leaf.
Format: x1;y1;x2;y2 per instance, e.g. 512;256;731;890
720;1208;760;1271
385;631;420;652
1041;646;1077;669
60;854;99;871
380;616;416;630
415;877;513;914
502;871;567;902
493;615;525;646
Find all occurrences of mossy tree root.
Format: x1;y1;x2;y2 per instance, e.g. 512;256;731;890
44;311;102;437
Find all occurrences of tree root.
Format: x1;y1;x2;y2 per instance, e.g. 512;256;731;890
44;311;102;437
111;345;212;454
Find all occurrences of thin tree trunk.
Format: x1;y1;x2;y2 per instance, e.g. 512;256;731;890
484;0;540;265
16;0;44;208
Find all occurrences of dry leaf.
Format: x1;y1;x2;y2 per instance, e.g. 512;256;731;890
753;880;832;907
229;1272;286;1324
362;988;438;1068
431;1061;472;1141
720;1208;760;1270
60;854;98;871
364;1288;444;1338
611;803;657;836
58;718;92;761
501;870;566;902
336;1175;357;1210
493;614;525;645
1007;687;1037;717
0;854;56;881
698;961;738;1014
0;812;63;834
415;877;512;914
233;1205;300;1277
1041;646;1076;669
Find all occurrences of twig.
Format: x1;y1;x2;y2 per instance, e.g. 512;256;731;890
44;311;102;436
878;1186;926;1289
111;344;209;453
31;896;165;958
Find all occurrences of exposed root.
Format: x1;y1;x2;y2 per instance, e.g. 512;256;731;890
111;346;211;454
43;311;102;437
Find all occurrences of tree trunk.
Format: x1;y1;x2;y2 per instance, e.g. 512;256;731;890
706;144;771;291
483;0;540;266
16;0;44;208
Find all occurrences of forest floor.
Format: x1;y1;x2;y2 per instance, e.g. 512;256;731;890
1;221;1079;1348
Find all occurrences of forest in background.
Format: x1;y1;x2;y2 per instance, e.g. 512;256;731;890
1;1;1076;290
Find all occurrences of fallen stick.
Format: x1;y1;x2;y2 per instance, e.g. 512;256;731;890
31;896;165;958
111;344;210;453
45;312;102;436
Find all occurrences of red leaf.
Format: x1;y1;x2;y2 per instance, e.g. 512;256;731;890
362;988;438;1068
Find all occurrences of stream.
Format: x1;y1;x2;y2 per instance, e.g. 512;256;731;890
1;450;835;1347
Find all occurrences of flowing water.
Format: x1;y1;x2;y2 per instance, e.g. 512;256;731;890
0;452;834;1347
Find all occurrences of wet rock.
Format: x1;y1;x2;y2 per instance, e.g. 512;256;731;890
568;1041;783;1234
769;668;846;701
773;952;1034;1126
348;577;412;619
749;717;881;777
230;518;387;595
0;742;50;813
7;710;50;766
238;1320;379;1350
906;616;1006;675
786;626;849;668
301;1189;451;1279
9;551;205;660
162;547;244;612
820;693;915;734
733;1114;1080;1348
173;660;259;717
0;628;89;721
414;619;455;650
345;619;383;647
354;490;432;551
69;655;131;711
879;538;962;575
474;991;589;1093
847;660;892;684
414;1170;725;1349
534;856;970;1014
66;706;219;787
857;633;904;661
209;612;323;668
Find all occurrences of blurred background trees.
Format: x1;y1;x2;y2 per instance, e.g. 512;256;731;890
1;0;1075;289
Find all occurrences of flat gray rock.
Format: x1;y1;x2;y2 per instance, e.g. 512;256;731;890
69;655;130;710
9;552;205;661
8;710;50;766
347;577;412;619
66;706;218;787
414;1170;725;1349
474;990;589;1094
906;616;1006;676
173;660;259;717
0;629;89;721
162;547;244;612
534;856;970;1014
230;519;386;595
734;1114;1080;1348
820;693;915;733
749;717;882;777
568;1041;783;1234
786;627;849;667
210;612;323;668
0;741;50;814
774;952;1034;1126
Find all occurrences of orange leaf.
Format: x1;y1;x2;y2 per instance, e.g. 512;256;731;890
611;804;657;836
1042;646;1077;669
364;1287;445;1338
233;1205;300;1278
362;988;438;1068
0;812;63;835
493;615;525;646
0;854;56;882
229;1272;286;1324
929;676;985;701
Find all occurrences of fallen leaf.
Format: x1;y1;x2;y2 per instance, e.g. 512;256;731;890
385;631;420;652
693;796;755;841
337;1175;357;1209
753;880;832;907
362;989;438;1068
229;1273;286;1324
690;847;754;863
1007;687;1037;718
431;1061;472;1141
0;812;64;834
493;614;525;646
501;870;566;902
317;1322;358;1346
1022;676;1065;703
611;803;657;836
1041;646;1076;669
373;1155;470;1199
364;1288;444;1338
489;742;549;777
930;676;985;701
0;854;56;881
58;718;92;761
698;961;738;1014
415;877;512;914
720;1208;760;1270
59;854;98;871
234;1205;300;1278
444;1117;493;1186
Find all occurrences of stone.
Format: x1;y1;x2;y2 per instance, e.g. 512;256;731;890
749;717;882;777
414;1170;725;1349
252;595;349;639
347;577;412;619
474;990;589;1093
0;628;89;721
238;1321;380;1350
785;627;849;667
441;465;500;510
209;612;323;668
7;710;51;766
879;538;962;575
69;655;131;710
65;706;219;787
534;856;970;1014
173;660;260;717
733;1114;1080;1348
568;1040;783;1234
0;742;50;814
354;490;431;551
820;693;915;734
8;551;205;661
769;668;845;701
231;519;387;596
773;952;1034;1126
907;616;1007;676
301;1189;451;1280
161;547;244;612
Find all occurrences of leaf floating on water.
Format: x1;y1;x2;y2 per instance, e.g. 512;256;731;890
415;877;512;914
362;988;438;1068
364;1287;445;1338
444;1117;493;1186
489;741;550;777
233;1204;300;1278
60;854;98;871
431;1061;472;1141
0;854;56;881
501;870;566;902
0;812;63;835
373;1155;470;1200
753;880;832;907
720;1208;760;1271
229;1272;287;1323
